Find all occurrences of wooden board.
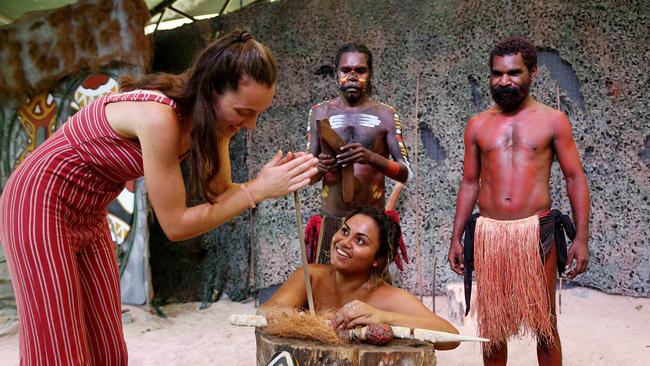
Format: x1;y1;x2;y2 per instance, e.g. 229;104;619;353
317;118;356;204
256;330;436;366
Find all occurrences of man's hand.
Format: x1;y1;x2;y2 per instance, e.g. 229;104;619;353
336;143;374;166
317;153;337;174
448;240;465;275
566;239;589;279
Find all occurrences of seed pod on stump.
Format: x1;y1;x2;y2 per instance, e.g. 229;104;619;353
340;323;394;346
365;323;394;345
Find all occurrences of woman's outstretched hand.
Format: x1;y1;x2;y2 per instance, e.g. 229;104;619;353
250;150;318;201
330;300;386;330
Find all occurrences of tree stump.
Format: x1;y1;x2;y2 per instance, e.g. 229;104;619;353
256;330;436;366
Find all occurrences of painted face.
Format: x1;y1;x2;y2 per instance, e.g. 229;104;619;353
214;76;275;138
336;52;371;102
330;214;381;275
489;53;536;112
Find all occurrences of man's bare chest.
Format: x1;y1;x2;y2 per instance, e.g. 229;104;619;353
325;112;387;147
477;120;553;153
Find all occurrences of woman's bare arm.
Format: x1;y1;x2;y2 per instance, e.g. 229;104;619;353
256;266;315;316
136;104;317;241
333;286;460;350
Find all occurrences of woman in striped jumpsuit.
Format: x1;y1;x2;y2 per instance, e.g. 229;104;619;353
0;31;318;365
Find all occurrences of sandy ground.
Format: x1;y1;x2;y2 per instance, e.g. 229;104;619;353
0;287;649;365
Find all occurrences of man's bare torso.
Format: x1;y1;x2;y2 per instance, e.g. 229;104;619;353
472;101;562;219
311;98;399;216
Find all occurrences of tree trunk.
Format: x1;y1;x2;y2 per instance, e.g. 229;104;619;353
256;330;436;366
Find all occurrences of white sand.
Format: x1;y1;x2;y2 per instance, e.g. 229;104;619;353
431;287;650;366
0;287;648;365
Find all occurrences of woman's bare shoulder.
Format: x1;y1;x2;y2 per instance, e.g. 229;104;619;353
368;282;421;308
306;264;334;278
107;93;179;140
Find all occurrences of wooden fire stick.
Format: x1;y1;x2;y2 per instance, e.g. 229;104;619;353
289;139;315;315
294;189;315;315
229;314;489;344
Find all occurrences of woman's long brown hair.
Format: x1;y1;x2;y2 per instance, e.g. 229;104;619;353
120;30;277;203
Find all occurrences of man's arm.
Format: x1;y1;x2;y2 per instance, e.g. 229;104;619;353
335;106;411;183
381;107;412;183
448;118;481;275
553;112;590;279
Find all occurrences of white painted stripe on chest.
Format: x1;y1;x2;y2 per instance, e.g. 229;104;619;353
329;113;382;129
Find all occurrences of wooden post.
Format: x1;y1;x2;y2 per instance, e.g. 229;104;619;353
413;74;424;302
247;130;257;304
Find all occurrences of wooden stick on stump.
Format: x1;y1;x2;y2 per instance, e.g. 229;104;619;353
230;314;489;344
288;139;315;315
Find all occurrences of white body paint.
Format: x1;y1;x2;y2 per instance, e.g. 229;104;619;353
329;113;382;129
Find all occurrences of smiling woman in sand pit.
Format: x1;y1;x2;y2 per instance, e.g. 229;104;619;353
259;206;459;351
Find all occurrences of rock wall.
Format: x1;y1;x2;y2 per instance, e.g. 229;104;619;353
203;0;649;298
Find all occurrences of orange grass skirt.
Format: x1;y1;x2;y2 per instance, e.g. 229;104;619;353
474;215;555;353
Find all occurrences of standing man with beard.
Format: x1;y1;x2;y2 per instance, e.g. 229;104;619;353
448;38;590;365
304;43;412;268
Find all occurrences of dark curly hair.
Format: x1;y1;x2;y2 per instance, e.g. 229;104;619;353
489;37;537;72
342;206;401;283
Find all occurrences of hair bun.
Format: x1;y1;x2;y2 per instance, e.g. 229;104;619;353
239;31;253;42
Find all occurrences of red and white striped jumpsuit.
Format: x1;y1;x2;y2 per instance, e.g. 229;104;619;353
0;91;180;365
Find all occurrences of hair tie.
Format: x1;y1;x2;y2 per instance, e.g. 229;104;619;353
239;31;253;42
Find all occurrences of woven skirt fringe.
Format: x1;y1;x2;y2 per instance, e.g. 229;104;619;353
474;215;555;354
